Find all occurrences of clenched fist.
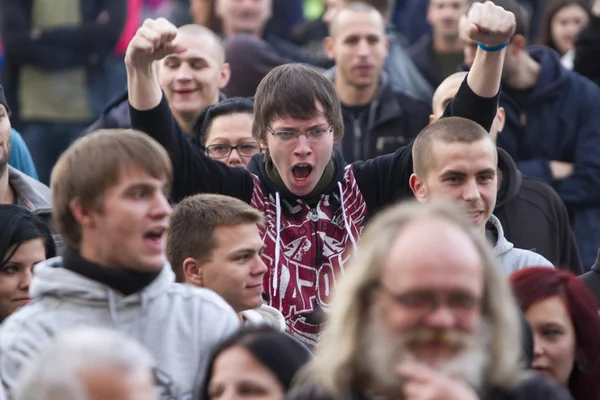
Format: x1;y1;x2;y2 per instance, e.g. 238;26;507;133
125;18;186;70
465;1;516;47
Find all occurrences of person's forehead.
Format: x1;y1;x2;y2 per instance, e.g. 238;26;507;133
335;10;384;36
429;138;496;168
213;224;263;252
269;102;328;128
382;218;484;290
172;33;222;62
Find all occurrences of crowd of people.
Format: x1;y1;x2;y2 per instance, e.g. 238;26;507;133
0;0;599;399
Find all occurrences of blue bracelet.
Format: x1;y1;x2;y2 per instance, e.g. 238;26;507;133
478;40;510;52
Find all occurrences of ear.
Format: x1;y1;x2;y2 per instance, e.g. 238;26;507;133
409;173;428;201
495;107;506;133
428;114;436;125
69;198;96;229
218;63;231;90
324;36;335;61
182;257;204;287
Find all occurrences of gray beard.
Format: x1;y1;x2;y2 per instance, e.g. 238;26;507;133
355;308;491;397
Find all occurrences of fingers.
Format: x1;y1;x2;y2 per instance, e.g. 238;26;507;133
466;1;517;46
126;18;184;66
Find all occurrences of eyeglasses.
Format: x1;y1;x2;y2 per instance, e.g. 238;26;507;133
379;283;481;314
206;142;261;159
266;126;333;144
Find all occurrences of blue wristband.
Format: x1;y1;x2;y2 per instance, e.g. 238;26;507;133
478;40;510;52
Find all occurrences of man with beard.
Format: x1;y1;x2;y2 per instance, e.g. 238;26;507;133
409;117;553;274
0;85;57;246
288;200;571;400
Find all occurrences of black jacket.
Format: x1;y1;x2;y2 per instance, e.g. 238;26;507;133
408;34;445;89
579;248;600;306
286;374;571;400
494;148;582;274
574;14;600;86
325;71;431;162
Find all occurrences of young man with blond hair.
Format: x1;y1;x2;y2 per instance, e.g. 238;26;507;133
0;129;239;399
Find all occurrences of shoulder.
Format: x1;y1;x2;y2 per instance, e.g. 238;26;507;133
496;374;572;399
511;247;555;269
518;177;565;213
166;283;238;315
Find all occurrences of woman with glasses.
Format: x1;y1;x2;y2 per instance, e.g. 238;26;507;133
191;98;261;168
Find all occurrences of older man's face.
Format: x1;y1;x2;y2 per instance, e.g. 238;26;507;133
377;217;485;359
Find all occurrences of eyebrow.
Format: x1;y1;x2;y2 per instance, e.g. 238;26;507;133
272;123;328;131
440;168;496;178
164;55;208;63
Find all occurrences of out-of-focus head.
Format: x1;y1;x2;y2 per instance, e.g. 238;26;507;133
299;200;524;398
0;86;12;178
51;130;172;272
410;117;498;233
14;327;157;400
0;205;55;322
537;0;590;55
427;0;470;40
460;0;529;74
191;98;258;167
323;0;395;23
190;0;223;34
167;194;266;313
325;2;389;93
253;64;343;197
158;24;230;130
431;72;505;142
215;0;272;37
510;267;600;400
201;325;312;400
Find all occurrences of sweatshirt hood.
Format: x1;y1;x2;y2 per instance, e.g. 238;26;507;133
30;257;176;305
8;166;52;215
246;147;347;203
488;214;514;256
242;304;287;331
495;148;522;209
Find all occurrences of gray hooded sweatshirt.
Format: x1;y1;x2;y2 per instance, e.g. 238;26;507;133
0;258;240;399
489;215;555;275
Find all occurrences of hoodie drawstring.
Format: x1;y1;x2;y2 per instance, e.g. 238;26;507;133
107;290;118;327
338;182;358;254
273;192;282;296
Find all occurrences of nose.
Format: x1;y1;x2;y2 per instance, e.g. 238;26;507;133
356;39;370;57
152;192;172;218
227;149;243;167
175;63;193;81
293;135;312;156
462;179;481;202
253;257;268;277
18;268;33;291
424;304;456;329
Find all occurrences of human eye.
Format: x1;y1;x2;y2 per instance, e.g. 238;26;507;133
542;328;563;340
276;131;296;140
0;264;19;275
239;143;259;152
208;145;230;157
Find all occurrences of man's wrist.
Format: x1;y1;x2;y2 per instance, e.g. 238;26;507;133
478;40;510;52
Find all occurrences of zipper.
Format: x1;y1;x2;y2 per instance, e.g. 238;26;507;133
353;117;362;161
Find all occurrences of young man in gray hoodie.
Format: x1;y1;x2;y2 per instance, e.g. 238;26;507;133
409;117;554;274
0;129;240;399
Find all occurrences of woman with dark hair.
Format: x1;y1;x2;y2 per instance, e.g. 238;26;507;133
537;0;591;68
199;325;311;400
190;98;260;168
0;205;55;323
510;267;600;400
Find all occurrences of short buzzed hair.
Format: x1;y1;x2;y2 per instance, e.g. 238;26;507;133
167;194;264;282
340;0;394;20
412;117;492;177
176;24;226;65
329;2;385;36
432;72;467;116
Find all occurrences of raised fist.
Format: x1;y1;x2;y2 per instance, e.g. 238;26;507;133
125;18;185;69
465;1;517;47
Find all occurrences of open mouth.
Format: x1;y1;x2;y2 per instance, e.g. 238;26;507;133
292;164;313;182
144;228;165;244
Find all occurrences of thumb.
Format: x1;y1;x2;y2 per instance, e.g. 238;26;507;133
467;23;480;38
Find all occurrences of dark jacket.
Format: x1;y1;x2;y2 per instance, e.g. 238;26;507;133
325;71;431;162
497;46;600;268
0;0;127;125
494;148;582;274
408;34;444;89
574;14;600;86
580;248;600;306
286;374;571;400
129;77;497;347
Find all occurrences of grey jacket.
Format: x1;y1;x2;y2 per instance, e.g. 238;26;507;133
0;259;240;399
489;215;555;274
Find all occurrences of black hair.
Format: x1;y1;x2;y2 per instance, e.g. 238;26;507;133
190;98;255;147
198;325;312;399
0;205;56;268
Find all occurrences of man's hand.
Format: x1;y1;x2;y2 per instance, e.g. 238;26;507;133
125;18;185;71
550;161;574;180
465;1;516;47
397;363;480;400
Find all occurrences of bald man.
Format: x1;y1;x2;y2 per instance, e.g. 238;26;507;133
87;24;230;134
428;73;583;274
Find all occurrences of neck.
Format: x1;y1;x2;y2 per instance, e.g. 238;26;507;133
78;237;110;268
0;169;14;205
222;24;262;39
335;76;379;106
504;52;541;90
432;32;463;53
